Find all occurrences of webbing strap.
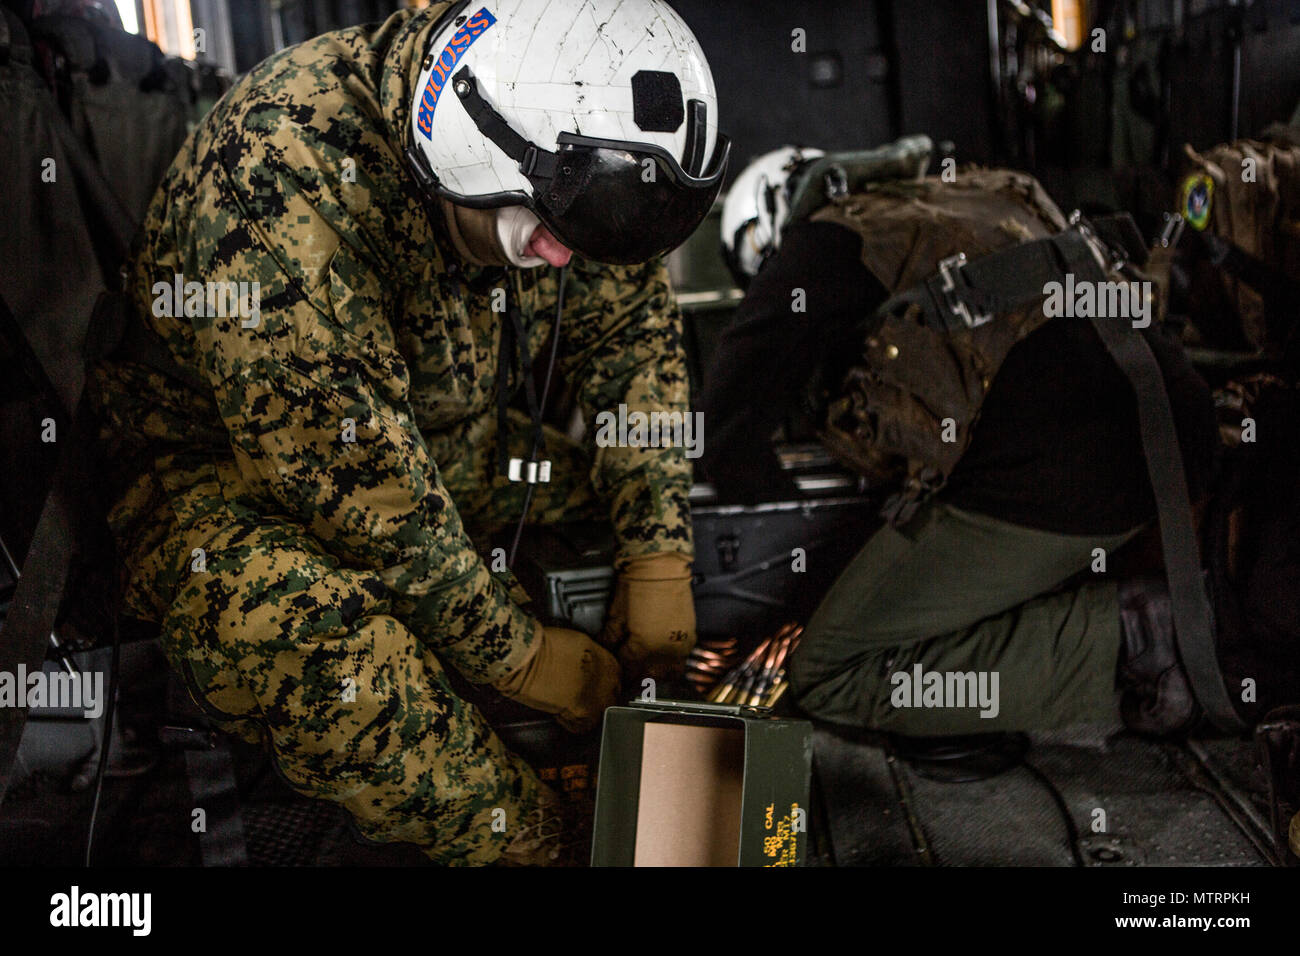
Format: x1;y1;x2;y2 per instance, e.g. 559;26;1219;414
1087;314;1247;732
877;230;1099;332
0;289;98;803
508;301;545;446
183;745;249;866
1193;229;1300;314
452;66;557;180
1060;228;1245;731
0;439;77;803
1068;229;1244;732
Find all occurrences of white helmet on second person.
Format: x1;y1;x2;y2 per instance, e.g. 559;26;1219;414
719;145;824;288
407;0;730;265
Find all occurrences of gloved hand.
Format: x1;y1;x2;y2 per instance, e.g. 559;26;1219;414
600;553;697;680
493;626;621;733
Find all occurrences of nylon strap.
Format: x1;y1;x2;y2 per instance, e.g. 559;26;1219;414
0;445;76;802
878;231;1098;332
183;746;249;866
1086;313;1247;732
1062;229;1244;731
0;289;101;802
453;66;557;180
0;399;98;802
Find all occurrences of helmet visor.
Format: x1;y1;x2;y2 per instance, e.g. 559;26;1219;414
530;133;731;265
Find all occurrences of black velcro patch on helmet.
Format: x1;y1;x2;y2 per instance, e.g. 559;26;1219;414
631;71;684;133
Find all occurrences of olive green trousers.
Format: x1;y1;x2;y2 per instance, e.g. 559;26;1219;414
790;501;1143;734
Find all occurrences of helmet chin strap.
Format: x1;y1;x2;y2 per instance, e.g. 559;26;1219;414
452;67;558;182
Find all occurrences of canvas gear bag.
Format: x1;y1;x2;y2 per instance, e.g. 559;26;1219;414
1176;140;1300;356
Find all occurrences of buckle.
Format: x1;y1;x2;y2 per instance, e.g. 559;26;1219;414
824;164;848;201
518;143;557;180
1068;209;1127;272
160;724;218;751
1159;212;1186;249
519;144;539;176
937;253;992;328
507;457;551;484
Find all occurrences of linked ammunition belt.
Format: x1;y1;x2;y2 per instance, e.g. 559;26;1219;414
689;622;803;709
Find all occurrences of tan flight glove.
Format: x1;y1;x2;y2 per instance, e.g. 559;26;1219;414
600;553;697;680
493;625;621;733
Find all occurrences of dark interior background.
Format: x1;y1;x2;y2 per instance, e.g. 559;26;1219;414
200;0;1300;234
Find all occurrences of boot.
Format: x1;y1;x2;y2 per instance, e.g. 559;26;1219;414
1117;576;1202;737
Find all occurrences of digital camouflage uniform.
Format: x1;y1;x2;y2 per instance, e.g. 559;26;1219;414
87;5;694;865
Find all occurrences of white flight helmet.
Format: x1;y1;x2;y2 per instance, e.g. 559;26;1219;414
720;145;824;288
407;0;730;265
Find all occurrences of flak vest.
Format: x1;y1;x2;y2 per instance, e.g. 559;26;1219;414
805;169;1247;733
809;169;1077;520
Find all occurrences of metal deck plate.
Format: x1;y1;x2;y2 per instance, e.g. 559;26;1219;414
814;722;1275;867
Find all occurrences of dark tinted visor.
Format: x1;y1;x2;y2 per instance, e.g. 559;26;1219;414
530;132;730;265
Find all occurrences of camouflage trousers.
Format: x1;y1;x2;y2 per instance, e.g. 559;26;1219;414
126;409;599;865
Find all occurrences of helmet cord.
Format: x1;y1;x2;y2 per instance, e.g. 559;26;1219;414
506;263;567;566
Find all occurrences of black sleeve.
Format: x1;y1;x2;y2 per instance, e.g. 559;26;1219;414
943;316;1221;535
698;219;885;504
